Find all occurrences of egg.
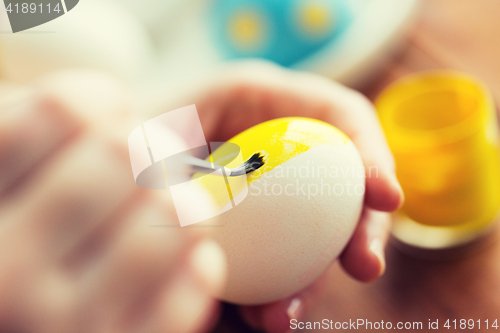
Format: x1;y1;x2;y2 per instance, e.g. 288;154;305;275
0;0;155;83
195;117;365;305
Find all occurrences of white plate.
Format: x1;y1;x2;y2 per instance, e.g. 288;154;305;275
156;0;420;87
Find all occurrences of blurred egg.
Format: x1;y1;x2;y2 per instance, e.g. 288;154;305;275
196;118;365;305
117;0;184;37
211;0;352;67
0;0;155;83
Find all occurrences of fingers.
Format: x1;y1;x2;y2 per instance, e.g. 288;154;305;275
78;193;226;333
0;70;226;333
233;67;404;212
0;69;140;254
79;194;189;330
0;70;130;197
320;90;404;213
0;94;81;195
142;242;224;333
145;271;217;333
240;271;330;333
339;209;392;282
163;61;403;213
7;126;134;256
158;61;404;211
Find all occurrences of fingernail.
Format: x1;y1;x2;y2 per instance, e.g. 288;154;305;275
395;183;405;209
190;239;227;293
286;298;303;332
369;238;386;276
389;174;405;209
287;297;303;321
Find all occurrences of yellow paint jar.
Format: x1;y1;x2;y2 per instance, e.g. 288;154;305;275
376;71;500;249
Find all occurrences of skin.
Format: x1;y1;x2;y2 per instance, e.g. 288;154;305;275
0;62;403;333
154;61;404;333
0;71;225;333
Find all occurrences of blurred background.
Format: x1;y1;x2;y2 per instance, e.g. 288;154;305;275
2;0;500;332
0;0;419;88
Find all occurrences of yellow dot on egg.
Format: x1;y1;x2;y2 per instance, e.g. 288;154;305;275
229;11;264;50
298;1;334;36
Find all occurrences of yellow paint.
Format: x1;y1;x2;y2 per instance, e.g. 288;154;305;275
298;1;334;35
229;11;264;50
376;71;500;229
195;117;349;209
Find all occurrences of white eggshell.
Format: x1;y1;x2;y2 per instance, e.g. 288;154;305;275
201;143;365;305
0;0;155;83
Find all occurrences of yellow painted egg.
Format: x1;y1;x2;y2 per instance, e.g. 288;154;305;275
196;117;365;305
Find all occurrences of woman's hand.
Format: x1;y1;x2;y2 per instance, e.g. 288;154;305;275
150;61;404;333
0;71;226;333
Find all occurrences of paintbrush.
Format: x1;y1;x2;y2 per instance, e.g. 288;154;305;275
183;153;265;177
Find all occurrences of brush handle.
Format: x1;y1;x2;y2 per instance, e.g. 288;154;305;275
182;155;230;176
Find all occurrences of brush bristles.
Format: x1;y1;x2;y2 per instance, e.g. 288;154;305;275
244;153;265;174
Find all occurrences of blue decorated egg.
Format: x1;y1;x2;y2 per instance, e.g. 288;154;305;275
211;0;352;67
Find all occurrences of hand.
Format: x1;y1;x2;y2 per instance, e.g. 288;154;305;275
0;71;225;333
151;61;404;333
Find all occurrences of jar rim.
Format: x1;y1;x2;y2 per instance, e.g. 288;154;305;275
375;70;494;150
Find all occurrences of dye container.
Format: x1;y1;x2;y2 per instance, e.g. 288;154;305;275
376;71;500;250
